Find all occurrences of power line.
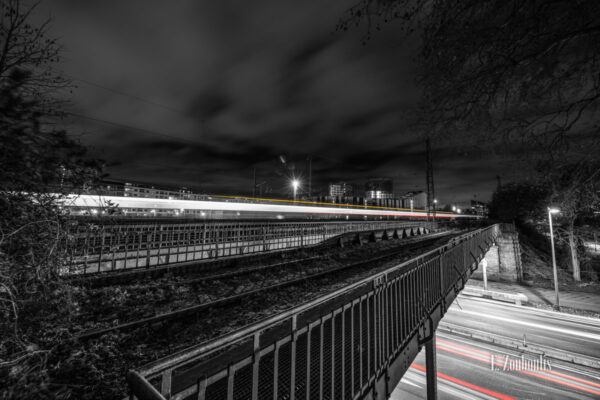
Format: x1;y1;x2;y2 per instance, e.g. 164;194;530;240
66;111;204;146
47;66;189;116
71;76;187;115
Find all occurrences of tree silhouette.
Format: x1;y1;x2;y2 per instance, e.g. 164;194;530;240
1;2;101;398
341;0;600;281
1;0;71;115
340;0;600;161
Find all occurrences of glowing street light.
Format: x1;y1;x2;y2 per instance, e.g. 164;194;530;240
410;199;414;214
452;205;456;212
548;207;560;310
292;179;300;202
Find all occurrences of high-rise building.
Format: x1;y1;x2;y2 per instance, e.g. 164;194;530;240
329;182;354;198
365;178;393;200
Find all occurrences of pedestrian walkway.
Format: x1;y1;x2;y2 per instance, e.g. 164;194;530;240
467;279;600;313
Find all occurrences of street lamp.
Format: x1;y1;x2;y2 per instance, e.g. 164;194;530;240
548;207;560;310
410;199;414;214
292;179;300;202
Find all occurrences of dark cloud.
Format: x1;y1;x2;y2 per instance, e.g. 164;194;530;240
36;0;511;202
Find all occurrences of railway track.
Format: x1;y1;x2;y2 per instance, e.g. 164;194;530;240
152;254;327;287
77;231;457;341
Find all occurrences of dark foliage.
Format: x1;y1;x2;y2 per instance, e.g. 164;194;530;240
1;3;102;396
340;0;600;161
488;182;550;224
0;69;99;192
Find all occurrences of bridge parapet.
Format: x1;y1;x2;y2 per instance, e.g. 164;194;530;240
127;225;500;400
472;223;523;282
66;220;432;275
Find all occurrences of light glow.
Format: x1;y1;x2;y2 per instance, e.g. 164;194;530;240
59;195;478;219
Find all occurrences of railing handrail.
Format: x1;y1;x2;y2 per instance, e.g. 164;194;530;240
136;225;492;379
74;220;430;228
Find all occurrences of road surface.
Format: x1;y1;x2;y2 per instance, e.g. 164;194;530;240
392;296;600;399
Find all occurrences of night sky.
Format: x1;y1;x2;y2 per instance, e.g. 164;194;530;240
37;0;518;204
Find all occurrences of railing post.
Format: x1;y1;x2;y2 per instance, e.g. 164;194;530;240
425;332;438;400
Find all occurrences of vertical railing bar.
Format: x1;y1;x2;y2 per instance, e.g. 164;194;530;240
341;306;346;400
366;294;370;380
251;332;260;400
350;302;355;398
122;225;128;271
226;363;234;400
290;315;297;400
98;227;105;273
305;323;311;400
160;369;172;398
273;341;279;400
319;317;324;400
196;376;207;400
358;298;363;390
166;226;172;265
330;311;335;400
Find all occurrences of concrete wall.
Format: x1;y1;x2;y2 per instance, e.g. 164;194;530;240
472;226;523;282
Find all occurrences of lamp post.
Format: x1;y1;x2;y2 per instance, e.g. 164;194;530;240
410;199;414;215
292;179;299;202
548;207;560;310
433;199;438;225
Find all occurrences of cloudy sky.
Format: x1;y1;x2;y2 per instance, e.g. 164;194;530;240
36;0;516;203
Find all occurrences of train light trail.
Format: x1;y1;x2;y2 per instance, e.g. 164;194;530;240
57;194;477;219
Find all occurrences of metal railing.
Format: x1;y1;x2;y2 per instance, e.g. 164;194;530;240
66;220;431;275
127;224;500;400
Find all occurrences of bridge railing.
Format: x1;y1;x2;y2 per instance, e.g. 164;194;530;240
127;224;500;400
66;220;432;275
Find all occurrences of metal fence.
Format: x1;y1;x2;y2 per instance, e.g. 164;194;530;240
127;224;500;400
66;220;431;275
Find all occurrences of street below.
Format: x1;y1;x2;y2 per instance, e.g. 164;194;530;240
393;296;600;399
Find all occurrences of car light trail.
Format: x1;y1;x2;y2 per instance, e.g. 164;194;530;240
411;363;518;400
435;339;600;396
452;309;600;341
59;194;471;219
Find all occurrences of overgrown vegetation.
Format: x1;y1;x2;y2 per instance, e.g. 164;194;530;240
1;1;103;398
489;180;600;284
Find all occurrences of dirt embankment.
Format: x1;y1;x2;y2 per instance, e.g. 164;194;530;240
518;224;600;294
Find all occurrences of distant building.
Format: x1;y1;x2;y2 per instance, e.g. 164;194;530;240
124;182;171;199
401;191;427;209
115;181;207;201
329;182;354;198
470;200;489;216
93;179;125;196
365;178;393;200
